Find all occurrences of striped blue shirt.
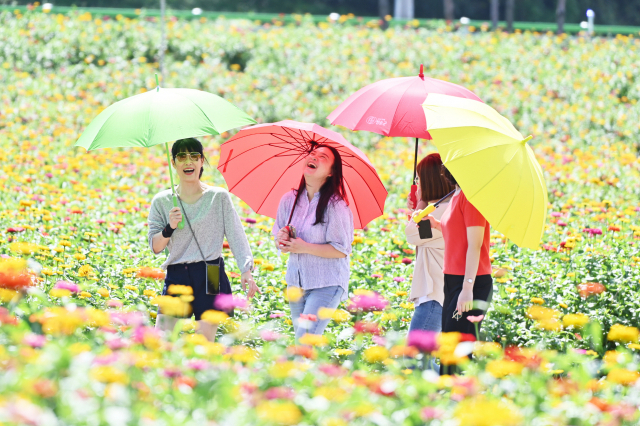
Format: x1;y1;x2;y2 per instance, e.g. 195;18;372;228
273;189;354;300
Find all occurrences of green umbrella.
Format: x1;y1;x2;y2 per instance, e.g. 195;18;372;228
75;75;256;228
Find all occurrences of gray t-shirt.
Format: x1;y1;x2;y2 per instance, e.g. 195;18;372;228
147;186;253;273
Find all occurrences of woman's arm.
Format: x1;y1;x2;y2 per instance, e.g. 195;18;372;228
280;239;347;258
456;226;485;314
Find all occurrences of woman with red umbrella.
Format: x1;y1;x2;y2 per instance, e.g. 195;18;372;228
273;144;354;341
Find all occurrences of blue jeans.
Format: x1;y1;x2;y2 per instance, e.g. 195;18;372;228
289;286;344;341
409;300;443;333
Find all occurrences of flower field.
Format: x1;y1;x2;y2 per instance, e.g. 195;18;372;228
1;9;640;425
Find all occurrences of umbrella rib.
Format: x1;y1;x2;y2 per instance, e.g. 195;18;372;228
492;151;525;230
342;178;363;227
389;79;422;135
219;142;307;180
521;158;539;246
255;152;308;212
341;159;388;212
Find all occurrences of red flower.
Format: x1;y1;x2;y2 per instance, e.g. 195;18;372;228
354;321;382;335
607;225;621;232
401;258;413;264
577;282;606;298
6;227;25;233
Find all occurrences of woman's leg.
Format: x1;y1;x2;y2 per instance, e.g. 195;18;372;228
299;286;343;340
196;321;219;342
409;301;443;333
155;313;180;336
288;287;306;339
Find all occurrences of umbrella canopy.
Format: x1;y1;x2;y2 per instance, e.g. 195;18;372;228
327;65;481;140
327;65;482;205
217;120;387;229
75;85;255;150
422;93;548;250
75;77;256;229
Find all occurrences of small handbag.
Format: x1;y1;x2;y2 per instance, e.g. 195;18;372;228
177;196;220;295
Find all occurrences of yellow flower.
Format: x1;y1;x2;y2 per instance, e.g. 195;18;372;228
353;236;364;244
562;313;589;329
628;344;640;351
143;289;156;297
505;287;517;293
261;263;275;271
73;253;86;261
97;288;110;298
395;291;407;296
0;288;20;303
365;240;376;245
256;401;302;426
531;297;545;305
559;302;569;309
78;291;92;299
69;342;91;355
335;349;354;356
299;333;328;347
454;396;522;426
285;287;303;302
607;324;640;343
78;264;94;277
90;366;128;384
526;305;560;321
363;346;389;363
536;318;563;332
49;288;71;298
607;368;640;386
167;284;193;295
150;296;192;318
200;310;229;324
85;308;110;327
41;307;84;335
315;387;348;402
486;360;524;378
123;285;138;292
322;418;348;426
269;361;297;378
8;242;39;255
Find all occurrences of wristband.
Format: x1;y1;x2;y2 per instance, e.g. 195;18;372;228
161;223;176;238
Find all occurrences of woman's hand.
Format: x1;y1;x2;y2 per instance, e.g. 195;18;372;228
456;287;474;316
241;271;261;298
406;193;416;211
425;214;441;231
168;207;182;230
275;227;290;246
280;238;308;254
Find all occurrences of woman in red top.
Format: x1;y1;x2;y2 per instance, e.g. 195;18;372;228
425;166;493;374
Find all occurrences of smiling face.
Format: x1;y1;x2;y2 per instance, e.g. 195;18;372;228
172;151;204;182
303;146;335;183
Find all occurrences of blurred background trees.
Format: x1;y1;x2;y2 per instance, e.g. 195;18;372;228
3;0;639;26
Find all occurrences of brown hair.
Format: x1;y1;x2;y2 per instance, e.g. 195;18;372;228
416;153;455;202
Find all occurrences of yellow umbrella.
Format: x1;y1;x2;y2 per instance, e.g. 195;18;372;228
420;93;548;250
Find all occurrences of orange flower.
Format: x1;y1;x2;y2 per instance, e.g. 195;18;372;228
577;282;605;298
137;267;166;280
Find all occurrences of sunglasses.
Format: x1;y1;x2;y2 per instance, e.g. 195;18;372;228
414;176;420;185
175;152;202;163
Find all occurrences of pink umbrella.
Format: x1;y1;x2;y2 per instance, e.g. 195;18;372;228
217;120;387;229
327;64;482;205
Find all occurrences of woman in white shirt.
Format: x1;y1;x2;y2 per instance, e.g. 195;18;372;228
405;153;454;333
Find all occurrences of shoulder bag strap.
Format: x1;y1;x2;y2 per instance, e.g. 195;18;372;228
177;195;214;265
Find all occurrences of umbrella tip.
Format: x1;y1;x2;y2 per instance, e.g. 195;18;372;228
522;135;533;144
419;64;424;78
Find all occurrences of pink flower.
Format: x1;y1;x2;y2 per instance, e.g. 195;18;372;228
354;321;382;335
347;292;389;312
107;299;123;308
319;364;347;377
421;407;444;420
132;326;161;345
557;221;568;227
187;359;210;370
407;330;438;353
105;337;130;350
371;274;383;279
265;387;296;400
260;330;284;341
23;333;46;348
269;313;285;318
54;280;79;293
244;217;257;224
393;277;405;282
467;315;484;323
373;335;387;346
550;212;563;217
214;294;248;312
109;311;145;327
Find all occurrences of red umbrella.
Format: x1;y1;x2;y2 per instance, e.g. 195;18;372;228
327;64;482;206
217;120;387;229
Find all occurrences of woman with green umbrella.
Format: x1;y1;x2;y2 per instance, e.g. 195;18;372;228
148;138;261;341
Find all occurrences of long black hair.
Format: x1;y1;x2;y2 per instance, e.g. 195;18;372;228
171;138;209;179
293;144;348;226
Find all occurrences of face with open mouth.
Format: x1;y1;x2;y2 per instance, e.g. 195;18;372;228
172;151;204;181
303;146;334;181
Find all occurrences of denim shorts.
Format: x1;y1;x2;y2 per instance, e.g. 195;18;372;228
161;257;232;320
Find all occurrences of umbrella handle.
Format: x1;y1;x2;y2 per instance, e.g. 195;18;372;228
165;142;184;230
413;204;436;223
409;185;418;208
